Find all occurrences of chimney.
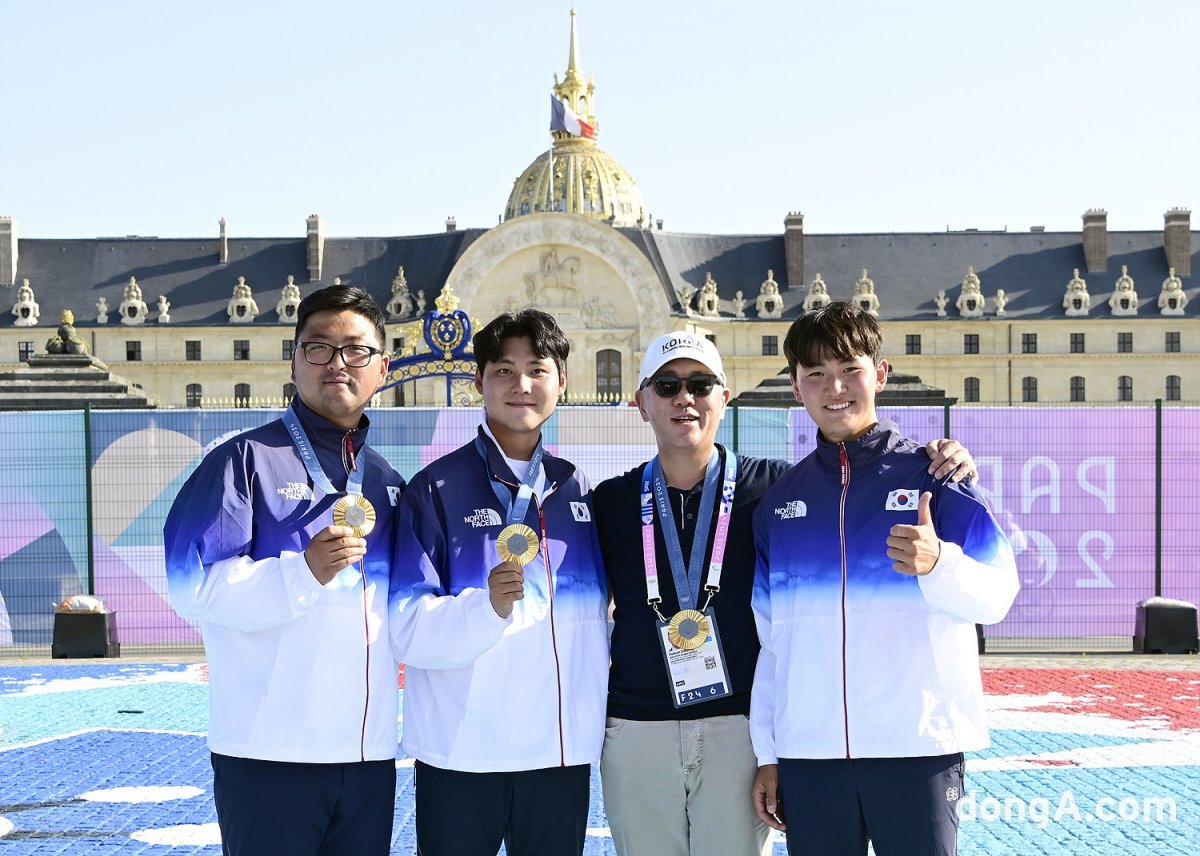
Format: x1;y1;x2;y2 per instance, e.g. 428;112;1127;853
1082;208;1108;274
0;218;15;286
784;211;804;290
1164;208;1192;276
445;215;457;232
306;214;324;282
219;218;228;265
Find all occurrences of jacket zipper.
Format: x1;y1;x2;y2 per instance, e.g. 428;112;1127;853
538;494;566;767
495;467;566;767
345;430;370;763
838;443;851;759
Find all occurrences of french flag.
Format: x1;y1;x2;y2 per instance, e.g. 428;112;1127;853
550;95;596;139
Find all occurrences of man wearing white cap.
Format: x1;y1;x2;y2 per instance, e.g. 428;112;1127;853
594;331;976;856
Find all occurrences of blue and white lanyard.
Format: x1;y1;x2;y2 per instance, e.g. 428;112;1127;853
640;446;738;615
281;404;363;498
474;435;546;527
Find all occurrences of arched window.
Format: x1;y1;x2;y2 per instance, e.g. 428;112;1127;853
1069;376;1085;402
1021;376;1037;403
1166;375;1181;402
235;383;251;408
1117;376;1133;402
186;383;203;408
596;349;621;400
283;383;297;405
963;377;980;403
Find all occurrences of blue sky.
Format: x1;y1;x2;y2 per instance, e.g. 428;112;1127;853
6;0;1197;238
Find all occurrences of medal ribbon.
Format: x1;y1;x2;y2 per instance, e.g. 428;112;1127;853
282;403;364;498
474;434;546;526
641;446;738;612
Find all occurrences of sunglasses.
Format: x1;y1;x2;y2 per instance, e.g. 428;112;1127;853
643;374;720;398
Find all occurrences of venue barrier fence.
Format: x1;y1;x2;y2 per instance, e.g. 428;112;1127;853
1;401;1196;655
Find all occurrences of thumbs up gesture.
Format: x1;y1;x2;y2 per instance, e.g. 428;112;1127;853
886;492;941;576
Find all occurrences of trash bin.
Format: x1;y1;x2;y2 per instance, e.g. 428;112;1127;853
1133;597;1198;655
51;610;120;658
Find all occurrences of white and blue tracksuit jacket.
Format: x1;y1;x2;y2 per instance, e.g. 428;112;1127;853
163;398;406;764
390;427;608;773
750;419;1018;763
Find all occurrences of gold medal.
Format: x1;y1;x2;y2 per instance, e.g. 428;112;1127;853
497;523;540;566
667;609;710;651
332;494;376;538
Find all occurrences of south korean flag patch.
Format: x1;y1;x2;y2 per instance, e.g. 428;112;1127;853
885;489;919;511
570;501;592;522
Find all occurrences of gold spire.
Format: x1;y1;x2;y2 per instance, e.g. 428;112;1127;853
566;8;579;77
552;8;596;141
503;8;648;227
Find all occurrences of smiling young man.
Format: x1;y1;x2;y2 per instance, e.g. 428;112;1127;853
390;309;608;856
163;285;405;855
593;331;979;856
750;302;1019;856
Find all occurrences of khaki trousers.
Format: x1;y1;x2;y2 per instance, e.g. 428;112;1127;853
600;714;771;856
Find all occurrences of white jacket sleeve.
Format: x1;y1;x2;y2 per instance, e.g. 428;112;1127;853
181;551;328;632
389;480;512;669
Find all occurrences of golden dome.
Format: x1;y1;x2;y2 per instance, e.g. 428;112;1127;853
503;10;649;229
504;138;648;228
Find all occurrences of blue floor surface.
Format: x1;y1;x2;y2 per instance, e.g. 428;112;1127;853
1;663;1197;854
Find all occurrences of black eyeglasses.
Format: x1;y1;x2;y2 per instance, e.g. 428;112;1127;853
297;342;383;367
642;374;720;398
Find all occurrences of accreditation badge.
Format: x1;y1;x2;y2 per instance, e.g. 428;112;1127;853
656;607;732;709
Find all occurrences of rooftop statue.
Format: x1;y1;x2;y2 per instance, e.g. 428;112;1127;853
1063;268;1091;316
696;272;721;317
1157;267;1188;316
854;269;879;317
956;266;984;318
227;276;260;323
120;276;149;326
276;275;302;322
387;266;416;320
756;269;783;319
803;273;831;312
1108;265;1139;316
11;279;39;327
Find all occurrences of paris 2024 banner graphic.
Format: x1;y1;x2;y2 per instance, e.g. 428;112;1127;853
0;406;1195;645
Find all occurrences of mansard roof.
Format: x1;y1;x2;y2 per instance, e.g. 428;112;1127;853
5;223;1195;328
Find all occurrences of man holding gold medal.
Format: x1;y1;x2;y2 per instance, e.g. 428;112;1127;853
594;332;976;856
391;309;608;856
164;286;405;855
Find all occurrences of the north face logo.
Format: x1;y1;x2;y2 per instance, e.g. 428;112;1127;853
464;508;503;528
277;483;313;501
774;500;807;520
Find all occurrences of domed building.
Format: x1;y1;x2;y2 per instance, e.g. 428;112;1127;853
504;11;648;229
0;11;1193;409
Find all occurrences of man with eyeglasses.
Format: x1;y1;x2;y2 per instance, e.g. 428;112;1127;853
594;331;976;856
164;285;405;855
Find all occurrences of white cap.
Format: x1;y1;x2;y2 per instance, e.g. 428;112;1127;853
638;332;726;388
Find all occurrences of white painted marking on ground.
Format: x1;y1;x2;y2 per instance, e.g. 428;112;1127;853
80;785;203;803
3;664;207;696
131;823;222;845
